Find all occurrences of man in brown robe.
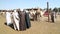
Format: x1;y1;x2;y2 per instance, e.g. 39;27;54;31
18;10;26;31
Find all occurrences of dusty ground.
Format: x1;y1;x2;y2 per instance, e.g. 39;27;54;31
0;14;60;34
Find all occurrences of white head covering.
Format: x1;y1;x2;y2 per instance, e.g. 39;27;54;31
25;10;29;13
14;9;16;12
21;9;23;11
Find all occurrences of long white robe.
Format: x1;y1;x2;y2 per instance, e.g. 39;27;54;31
6;12;12;25
13;11;20;30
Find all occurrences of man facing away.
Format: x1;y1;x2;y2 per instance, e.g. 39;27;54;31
51;11;55;22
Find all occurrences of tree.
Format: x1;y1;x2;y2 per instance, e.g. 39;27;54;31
53;7;58;13
58;8;60;12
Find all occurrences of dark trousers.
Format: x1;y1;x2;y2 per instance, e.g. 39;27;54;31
51;16;54;22
25;13;31;29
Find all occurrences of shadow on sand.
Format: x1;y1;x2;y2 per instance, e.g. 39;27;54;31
4;22;14;30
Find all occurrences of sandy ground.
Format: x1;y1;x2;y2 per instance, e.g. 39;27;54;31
0;14;60;34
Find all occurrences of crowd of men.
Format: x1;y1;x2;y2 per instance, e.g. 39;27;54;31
6;9;31;31
1;9;56;31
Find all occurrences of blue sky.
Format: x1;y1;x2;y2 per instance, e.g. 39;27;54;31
0;0;60;10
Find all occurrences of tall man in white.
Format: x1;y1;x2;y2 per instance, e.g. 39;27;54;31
12;10;20;31
6;11;12;25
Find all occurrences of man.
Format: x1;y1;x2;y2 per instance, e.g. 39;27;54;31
6;11;12;25
18;10;26;31
25;10;31;29
51;11;54;22
12;10;20;30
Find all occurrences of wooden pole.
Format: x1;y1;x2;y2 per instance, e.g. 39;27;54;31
47;2;49;22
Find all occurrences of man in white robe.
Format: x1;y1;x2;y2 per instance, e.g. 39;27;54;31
13;10;20;30
6;11;12;25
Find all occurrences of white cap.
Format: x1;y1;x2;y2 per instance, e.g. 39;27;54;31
21;9;23;11
14;9;16;12
25;10;29;13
